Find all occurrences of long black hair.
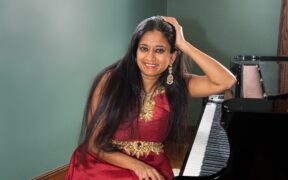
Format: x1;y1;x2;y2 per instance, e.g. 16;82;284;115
80;16;189;153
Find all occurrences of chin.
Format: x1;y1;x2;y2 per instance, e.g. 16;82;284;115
141;72;162;79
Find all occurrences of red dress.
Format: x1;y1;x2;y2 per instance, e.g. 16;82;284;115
65;90;173;180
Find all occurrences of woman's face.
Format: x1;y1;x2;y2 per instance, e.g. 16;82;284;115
136;30;176;81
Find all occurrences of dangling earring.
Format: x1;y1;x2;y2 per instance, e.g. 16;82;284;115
166;64;174;85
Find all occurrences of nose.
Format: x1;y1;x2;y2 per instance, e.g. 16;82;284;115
146;50;156;61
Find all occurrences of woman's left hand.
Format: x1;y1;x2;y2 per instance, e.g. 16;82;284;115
161;16;187;49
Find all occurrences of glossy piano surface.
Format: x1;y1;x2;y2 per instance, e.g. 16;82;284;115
175;56;288;180
220;98;288;180
176;98;288;180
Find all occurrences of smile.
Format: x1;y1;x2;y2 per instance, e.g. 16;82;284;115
144;63;158;68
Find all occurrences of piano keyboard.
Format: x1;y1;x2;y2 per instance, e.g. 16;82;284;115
182;94;230;176
200;103;229;176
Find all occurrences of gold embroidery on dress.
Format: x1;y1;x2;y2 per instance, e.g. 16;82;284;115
111;140;164;158
139;86;165;122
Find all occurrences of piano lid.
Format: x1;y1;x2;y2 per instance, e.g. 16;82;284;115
234;55;288;61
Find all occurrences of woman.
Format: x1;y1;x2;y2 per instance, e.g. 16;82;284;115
65;16;236;180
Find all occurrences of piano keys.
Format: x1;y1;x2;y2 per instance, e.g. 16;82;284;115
181;95;229;177
175;55;288;180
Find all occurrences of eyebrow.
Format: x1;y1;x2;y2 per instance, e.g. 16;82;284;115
138;44;166;49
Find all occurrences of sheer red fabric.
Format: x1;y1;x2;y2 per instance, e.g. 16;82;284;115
65;92;173;180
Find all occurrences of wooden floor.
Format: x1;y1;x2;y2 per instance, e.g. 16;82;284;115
31;165;68;180
166;126;195;175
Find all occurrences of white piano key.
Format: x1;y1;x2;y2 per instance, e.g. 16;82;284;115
183;102;217;176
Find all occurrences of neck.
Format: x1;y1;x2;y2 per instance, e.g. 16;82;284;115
142;77;159;94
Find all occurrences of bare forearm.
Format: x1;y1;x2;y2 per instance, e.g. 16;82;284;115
91;148;140;171
179;41;236;88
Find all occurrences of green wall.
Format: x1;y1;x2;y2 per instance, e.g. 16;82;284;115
0;0;166;179
167;0;281;68
167;0;281;126
1;0;281;179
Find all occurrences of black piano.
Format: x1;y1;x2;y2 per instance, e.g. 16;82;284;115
175;55;288;180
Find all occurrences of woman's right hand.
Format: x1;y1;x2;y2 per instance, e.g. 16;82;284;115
131;161;164;180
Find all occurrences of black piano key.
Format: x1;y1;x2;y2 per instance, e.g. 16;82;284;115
199;103;230;176
203;157;226;164
201;166;221;173
202;159;226;166
200;169;220;176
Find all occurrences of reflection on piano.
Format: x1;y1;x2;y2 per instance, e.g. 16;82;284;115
175;55;288;180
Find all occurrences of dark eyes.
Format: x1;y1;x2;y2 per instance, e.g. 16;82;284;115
138;46;165;53
139;46;148;52
155;48;164;53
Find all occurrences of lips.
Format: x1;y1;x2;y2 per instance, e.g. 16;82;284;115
144;63;158;68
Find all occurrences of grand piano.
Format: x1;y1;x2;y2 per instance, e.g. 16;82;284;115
175;55;288;180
